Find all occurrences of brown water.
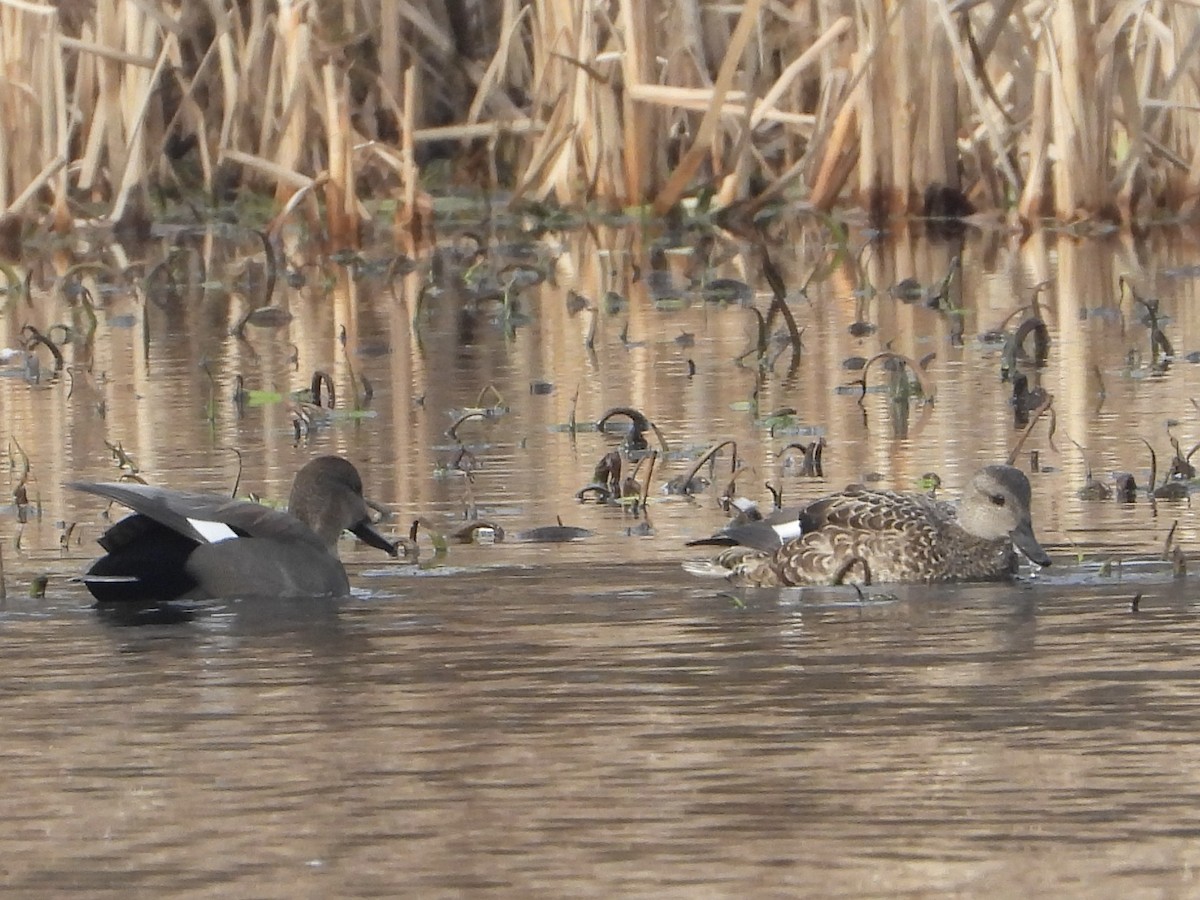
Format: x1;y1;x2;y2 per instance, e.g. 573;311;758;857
2;218;1200;895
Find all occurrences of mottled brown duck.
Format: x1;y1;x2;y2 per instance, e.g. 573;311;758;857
684;465;1051;587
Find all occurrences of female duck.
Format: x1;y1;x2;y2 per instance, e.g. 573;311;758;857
684;465;1051;586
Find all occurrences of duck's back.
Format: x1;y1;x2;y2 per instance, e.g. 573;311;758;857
775;486;1013;585
72;481;328;550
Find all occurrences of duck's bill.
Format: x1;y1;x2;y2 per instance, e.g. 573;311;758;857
351;519;400;557
1012;521;1051;567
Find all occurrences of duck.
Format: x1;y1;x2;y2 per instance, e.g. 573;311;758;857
71;456;398;604
683;464;1051;586
684;499;809;553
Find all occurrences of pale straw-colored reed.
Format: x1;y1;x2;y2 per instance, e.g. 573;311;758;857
0;0;1196;241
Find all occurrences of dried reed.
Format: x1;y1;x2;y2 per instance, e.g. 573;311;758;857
0;1;1197;231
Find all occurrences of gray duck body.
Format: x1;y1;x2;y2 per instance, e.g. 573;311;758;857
685;465;1051;587
71;456;398;604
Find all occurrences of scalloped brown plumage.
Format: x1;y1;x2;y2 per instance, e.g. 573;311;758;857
683;465;1051;587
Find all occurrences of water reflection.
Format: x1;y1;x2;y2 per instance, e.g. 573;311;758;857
6;223;1198;574
4;568;1200;893
3;220;1200;892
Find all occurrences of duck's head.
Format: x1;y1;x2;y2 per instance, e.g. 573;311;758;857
289;456;398;558
956;465;1051;567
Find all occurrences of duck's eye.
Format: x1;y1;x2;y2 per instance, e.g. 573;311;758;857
989;494;1006;506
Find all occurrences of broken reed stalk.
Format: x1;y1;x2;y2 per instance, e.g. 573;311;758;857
1018;53;1052;220
1;3;70;224
1007;394;1055;466
225;446;244;498
678;440;738;497
639;450;655;512
1164;520;1178;562
652;0;764;215
617;0;652;205
274;0;311;209
397;65;418;241
758;247;803;368
322;63;357;247
109;18;174;224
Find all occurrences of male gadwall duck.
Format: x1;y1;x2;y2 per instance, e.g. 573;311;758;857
683;464;1051;586
71;456;398;604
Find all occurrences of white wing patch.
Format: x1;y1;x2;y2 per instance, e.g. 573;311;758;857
771;520;805;543
187;517;238;543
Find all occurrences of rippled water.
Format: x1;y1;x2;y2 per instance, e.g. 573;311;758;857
3;219;1200;894
5;567;1200;896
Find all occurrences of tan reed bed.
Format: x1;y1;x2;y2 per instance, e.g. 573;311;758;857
0;0;1199;240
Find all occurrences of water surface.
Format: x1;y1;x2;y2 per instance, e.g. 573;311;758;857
2;219;1200;895
4;567;1198;896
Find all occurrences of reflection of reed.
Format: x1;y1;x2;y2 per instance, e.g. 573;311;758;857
6;224;1200;588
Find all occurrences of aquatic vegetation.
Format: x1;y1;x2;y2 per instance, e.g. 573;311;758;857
8;438;33;523
576;451;623;504
514;519;595;543
576;448;655;516
779;440;825;479
4;189;1200;606
20;325;64;379
1138;435;1200;501
1122;277;1174;372
595;407;668;455
447;385;510;440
